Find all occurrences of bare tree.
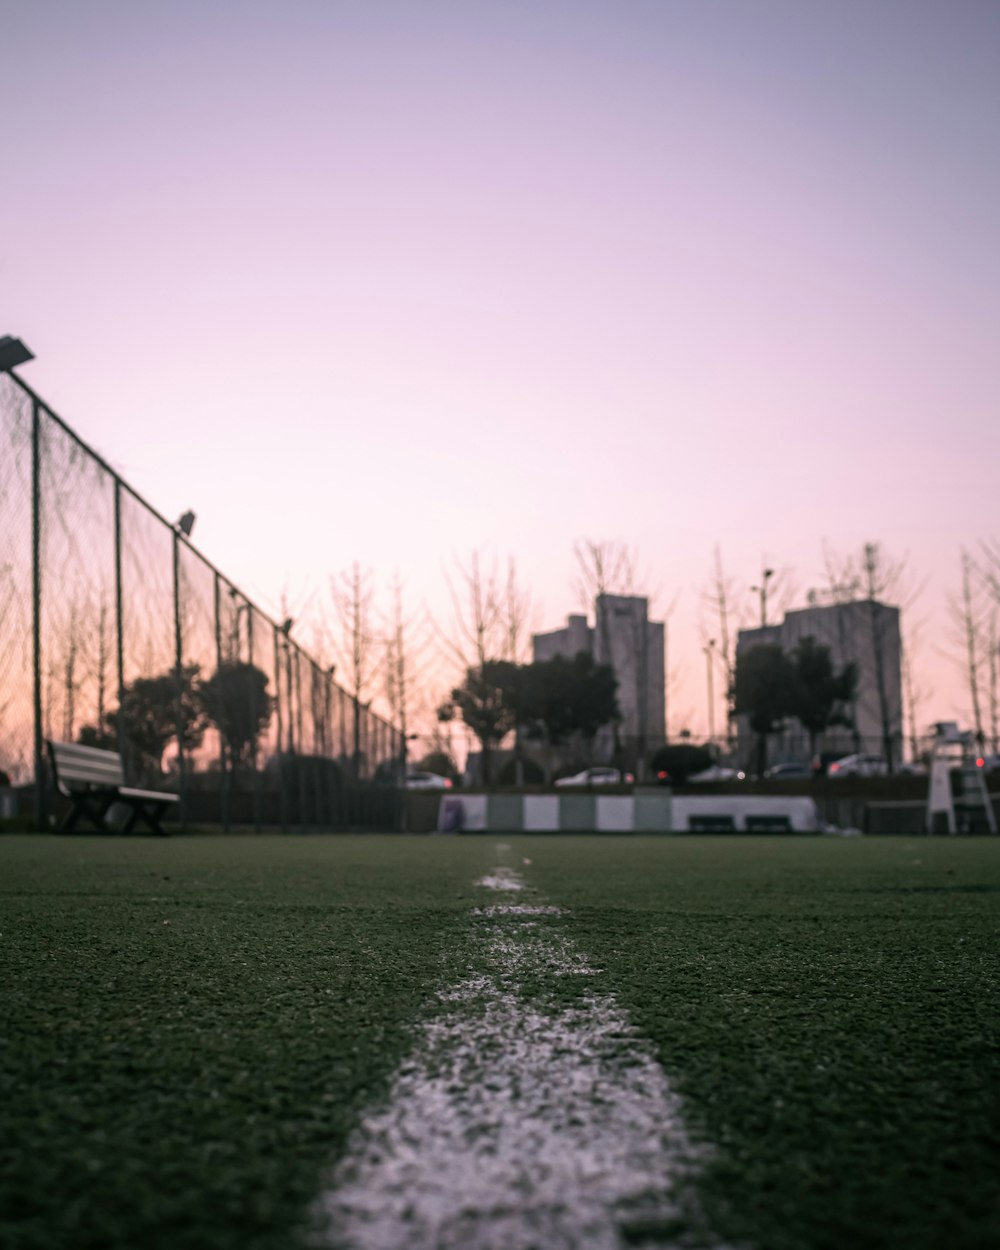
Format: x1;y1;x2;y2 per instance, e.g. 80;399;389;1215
947;548;987;745
573;539;637;612
701;548;744;748
501;556;533;664
663;599;685;743
977;540;1000;752
820;541;862;604
860;542;913;770
821;541;919;771
328;563;378;772
439;550;503;673
435;551;530;784
989;609;999;755
61;602;80;742
383;573;433;778
901;624;933;765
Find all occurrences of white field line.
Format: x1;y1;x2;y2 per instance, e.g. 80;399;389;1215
474;868;524;891
470;904;564;917
313;867;728;1250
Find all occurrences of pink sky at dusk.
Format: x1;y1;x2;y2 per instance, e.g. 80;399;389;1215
4;0;1000;744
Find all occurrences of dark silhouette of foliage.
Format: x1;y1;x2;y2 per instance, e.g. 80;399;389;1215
445;653;620;784
198;661;274;771
733;644;797;776
445;660;521;784
790;635;857;757
111;664;206;779
416;751;459;781
521;652;619;746
76;722;117;750
649;743;713;785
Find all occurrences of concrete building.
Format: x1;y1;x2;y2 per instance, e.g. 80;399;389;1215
532;594;666;768
736;598;903;768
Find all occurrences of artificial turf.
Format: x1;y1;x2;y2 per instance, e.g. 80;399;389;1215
523;835;1000;1250
0;836;494;1250
1;833;998;1250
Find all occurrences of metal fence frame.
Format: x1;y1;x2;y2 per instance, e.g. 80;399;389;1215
0;368;402;830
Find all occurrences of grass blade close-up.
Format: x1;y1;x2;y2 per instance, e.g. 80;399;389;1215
1;833;999;1250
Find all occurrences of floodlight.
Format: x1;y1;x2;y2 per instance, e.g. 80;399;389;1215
0;336;34;373
176;511;196;537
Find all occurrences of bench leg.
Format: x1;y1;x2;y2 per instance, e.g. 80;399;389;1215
60;794;116;833
122;800;171;837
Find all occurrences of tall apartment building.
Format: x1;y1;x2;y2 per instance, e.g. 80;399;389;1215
532;594;666;765
736;598;903;767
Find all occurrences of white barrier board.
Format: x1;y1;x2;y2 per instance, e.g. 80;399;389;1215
523;795;560;831
596;796;635;832
671;795;818;832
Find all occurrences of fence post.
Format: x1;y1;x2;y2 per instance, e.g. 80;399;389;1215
294;647;306;831
172;529;187;828
248;609;262;831
274;624;288;832
31;399;45;830
113;480;126;764
214;571;229;830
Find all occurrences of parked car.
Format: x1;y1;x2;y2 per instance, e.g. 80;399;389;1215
827;753;887;778
688;764;746;783
811;750;848;776
404;771;453;790
554;767;631;787
764;762;812;780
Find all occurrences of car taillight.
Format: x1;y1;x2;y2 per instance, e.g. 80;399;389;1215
444;778;453;788
829;763;840;773
657;770;669;781
977;758;985;768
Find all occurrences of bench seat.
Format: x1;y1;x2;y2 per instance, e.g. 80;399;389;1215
47;741;178;836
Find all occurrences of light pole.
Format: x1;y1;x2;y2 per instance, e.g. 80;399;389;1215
751;567;775;628
4;337;44;828
705;638;716;752
0;336;34;373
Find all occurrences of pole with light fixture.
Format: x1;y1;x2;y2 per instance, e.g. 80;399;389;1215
751;567;775;628
5;338;48;830
0;336;34;373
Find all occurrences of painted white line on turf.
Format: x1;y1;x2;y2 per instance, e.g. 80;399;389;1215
474;868;524;891
470;904;564;917
314;867;728;1250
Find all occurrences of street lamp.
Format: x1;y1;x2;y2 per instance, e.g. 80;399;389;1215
751;567;774;627
0;336;33;373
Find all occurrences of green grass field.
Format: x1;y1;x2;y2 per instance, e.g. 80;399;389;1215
2;833;998;1250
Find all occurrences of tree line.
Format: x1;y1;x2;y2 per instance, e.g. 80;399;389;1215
78;661;274;781
733;636;857;776
438;651;620;784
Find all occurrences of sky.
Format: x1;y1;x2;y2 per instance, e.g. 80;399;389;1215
4;0;1000;746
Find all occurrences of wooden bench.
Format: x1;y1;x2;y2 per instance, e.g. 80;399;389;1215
47;741;179;835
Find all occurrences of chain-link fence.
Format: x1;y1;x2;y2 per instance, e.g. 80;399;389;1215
0;370;402;829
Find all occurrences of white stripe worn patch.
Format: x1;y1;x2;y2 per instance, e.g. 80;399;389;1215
312;863;729;1250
